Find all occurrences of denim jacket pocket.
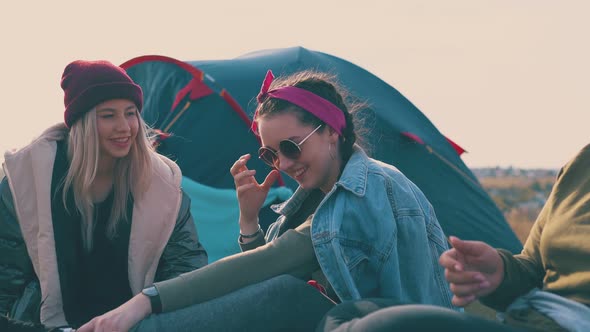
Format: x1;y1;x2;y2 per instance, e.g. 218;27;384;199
342;247;369;269
340;246;377;297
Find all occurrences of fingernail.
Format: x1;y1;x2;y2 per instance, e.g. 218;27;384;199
480;281;490;288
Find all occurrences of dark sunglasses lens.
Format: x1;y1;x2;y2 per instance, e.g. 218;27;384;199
258;148;278;167
279;140;302;160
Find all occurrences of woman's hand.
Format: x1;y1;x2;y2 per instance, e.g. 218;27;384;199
439;236;505;307
77;293;151;332
230;154;279;232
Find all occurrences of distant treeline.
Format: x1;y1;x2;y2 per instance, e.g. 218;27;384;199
472;167;558;179
473;167;558;244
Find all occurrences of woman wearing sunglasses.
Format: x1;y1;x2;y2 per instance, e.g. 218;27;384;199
78;70;455;332
232;69;455;307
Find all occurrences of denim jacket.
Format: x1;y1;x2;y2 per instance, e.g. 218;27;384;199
266;146;456;309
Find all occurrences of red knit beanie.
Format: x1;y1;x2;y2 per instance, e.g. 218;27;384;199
61;60;143;127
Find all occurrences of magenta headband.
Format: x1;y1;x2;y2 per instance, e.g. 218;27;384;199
252;70;346;136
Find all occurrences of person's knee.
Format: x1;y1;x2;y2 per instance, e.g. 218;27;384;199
317;298;407;332
318;302;469;332
268;274;301;285
325;298;406;319
264;274;314;296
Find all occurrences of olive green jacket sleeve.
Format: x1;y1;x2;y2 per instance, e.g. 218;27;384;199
481;143;590;311
154;221;319;312
479;249;544;311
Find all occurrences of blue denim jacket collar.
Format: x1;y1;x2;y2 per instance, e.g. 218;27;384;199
335;145;368;197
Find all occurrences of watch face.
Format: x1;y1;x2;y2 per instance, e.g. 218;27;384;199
142;286;158;297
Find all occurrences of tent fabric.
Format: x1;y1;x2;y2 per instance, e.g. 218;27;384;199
181;176;293;262
122;46;522;254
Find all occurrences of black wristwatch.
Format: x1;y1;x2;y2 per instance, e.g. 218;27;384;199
141;285;162;314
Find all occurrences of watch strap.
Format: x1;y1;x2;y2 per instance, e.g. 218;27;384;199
142;285;162;314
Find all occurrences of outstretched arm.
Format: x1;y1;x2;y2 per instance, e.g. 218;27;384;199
78;293;151;332
79;220;318;331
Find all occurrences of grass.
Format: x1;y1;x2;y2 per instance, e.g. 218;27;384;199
506;210;536;244
479;174;555;244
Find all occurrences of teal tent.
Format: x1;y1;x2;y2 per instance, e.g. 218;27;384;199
122;47;522;261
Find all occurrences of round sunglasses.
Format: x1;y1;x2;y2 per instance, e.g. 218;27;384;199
258;124;323;168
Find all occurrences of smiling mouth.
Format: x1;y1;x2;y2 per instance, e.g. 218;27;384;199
110;137;131;147
293;167;307;179
111;137;130;143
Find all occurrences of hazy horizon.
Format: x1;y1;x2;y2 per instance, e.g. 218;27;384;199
1;1;588;169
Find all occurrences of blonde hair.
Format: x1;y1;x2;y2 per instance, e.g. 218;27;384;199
63;109;154;251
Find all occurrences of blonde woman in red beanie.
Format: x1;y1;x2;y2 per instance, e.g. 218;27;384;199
0;60;207;330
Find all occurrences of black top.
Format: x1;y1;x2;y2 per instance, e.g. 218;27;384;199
50;140;133;327
76;191;133;325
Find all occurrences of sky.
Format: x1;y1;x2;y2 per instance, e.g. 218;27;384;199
1;0;588;169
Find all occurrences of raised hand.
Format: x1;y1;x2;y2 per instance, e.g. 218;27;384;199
438;236;505;307
230;154;279;232
77;293;151;332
